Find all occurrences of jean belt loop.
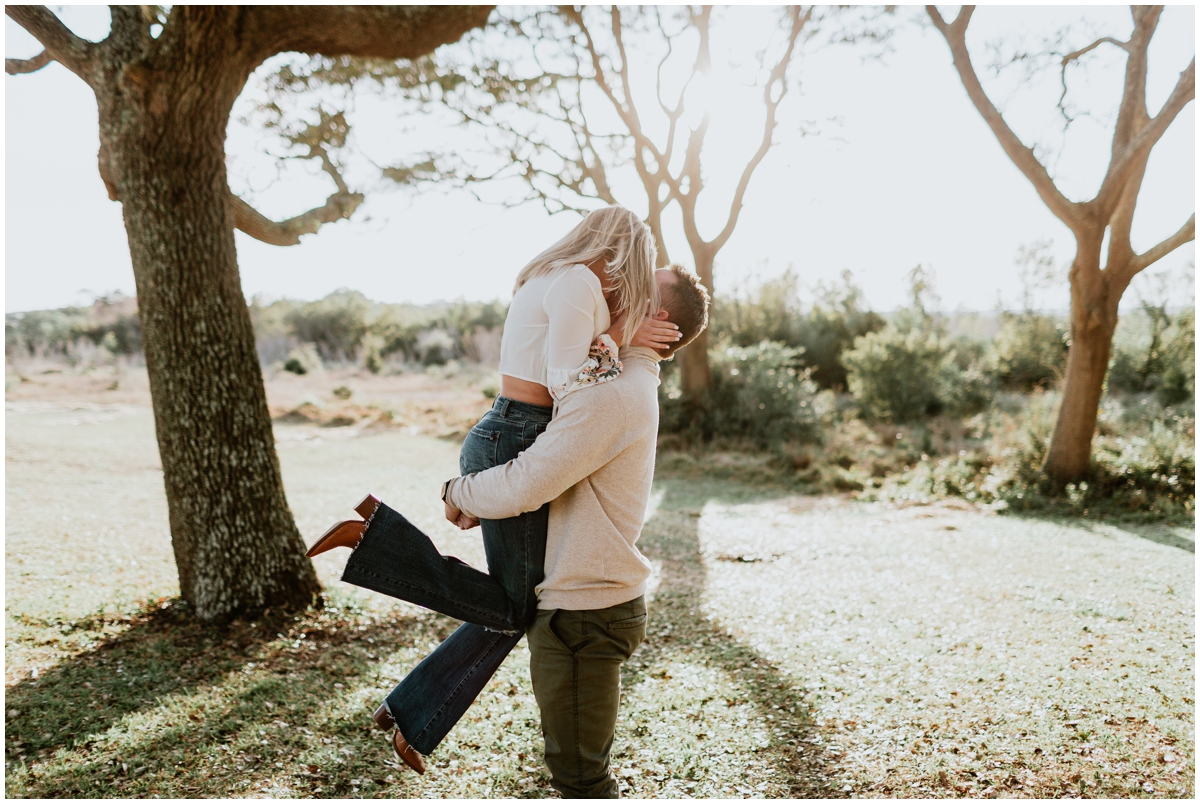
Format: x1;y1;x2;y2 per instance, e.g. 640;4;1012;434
494;396;511;417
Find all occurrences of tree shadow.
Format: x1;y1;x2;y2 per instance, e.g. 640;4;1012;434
622;478;846;798
1005;509;1195;553
4;599;457;798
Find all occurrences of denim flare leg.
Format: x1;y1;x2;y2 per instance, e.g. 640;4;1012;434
340;396;552;756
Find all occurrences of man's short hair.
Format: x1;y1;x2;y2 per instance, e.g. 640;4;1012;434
658;264;710;359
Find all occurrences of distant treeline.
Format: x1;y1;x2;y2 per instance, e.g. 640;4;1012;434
5;275;1194;404
4;290;508;374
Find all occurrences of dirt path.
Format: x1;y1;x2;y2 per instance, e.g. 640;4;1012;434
5;402;1194;797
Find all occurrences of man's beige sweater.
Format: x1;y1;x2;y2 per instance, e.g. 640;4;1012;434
446;347;661;611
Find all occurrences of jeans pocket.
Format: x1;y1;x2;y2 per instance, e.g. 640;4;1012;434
461;426;501;474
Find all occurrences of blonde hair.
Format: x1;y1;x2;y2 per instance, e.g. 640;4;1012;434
515;206;658;345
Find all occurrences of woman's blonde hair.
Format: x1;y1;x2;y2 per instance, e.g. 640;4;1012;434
514;206;658;345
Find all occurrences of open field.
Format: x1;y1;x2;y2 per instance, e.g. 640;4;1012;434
5;368;1195;797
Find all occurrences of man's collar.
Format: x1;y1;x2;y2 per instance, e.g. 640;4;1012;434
622;346;663;365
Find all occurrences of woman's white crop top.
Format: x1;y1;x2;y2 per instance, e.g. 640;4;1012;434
498;264;613;401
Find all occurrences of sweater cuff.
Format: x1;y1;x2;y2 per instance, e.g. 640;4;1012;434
444;477;477;520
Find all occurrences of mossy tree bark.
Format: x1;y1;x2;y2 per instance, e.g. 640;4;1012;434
6;5;492;622
928;5;1194;484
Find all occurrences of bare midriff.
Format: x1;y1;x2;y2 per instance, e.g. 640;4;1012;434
500;375;554;408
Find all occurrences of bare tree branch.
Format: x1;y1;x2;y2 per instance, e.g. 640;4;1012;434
1131;213;1196;274
1058;36;1128;121
5;50;53;75
1098;56;1195;211
927;4;1083;230
711;5;812;254
232;190;364;247
5;6;95;83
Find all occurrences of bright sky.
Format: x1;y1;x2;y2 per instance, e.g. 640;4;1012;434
4;5;1195;314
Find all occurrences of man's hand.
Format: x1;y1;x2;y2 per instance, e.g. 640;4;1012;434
444;500;480;530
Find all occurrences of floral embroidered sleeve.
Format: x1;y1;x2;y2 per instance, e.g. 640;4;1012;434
552;334;622;398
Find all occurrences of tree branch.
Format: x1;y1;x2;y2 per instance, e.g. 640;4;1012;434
5;50;52;75
246;5;493;61
5;6;94;83
1058;36;1128;122
927;4;1083;230
1131;213;1196;274
232;190;364;247
1098;56;1195;211
711;5;811;254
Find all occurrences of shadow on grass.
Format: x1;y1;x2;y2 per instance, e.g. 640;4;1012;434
624;477;844;798
4;598;456;798
1004;508;1196;553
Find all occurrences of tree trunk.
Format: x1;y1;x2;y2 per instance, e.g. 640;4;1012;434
1042;234;1120;484
679;248;715;396
102;32;320;622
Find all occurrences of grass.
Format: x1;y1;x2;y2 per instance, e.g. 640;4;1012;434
5;371;1196;798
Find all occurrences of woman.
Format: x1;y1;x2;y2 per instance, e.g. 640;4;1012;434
307;206;679;773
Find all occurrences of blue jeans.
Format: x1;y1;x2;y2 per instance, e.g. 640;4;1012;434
340;396;552;756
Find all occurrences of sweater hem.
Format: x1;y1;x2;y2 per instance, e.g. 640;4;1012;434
536;581;648;612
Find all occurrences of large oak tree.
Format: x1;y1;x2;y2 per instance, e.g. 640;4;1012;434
927;5;1195;483
6;5;492;622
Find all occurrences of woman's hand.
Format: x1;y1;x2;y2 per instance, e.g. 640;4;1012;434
629;309;680;350
607;308;680;350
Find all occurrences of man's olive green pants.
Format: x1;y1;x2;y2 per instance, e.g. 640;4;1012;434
527;596;647;799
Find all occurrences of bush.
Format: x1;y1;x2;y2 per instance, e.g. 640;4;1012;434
795;272;886;389
359;333;385;374
863;391;1195;522
5;294;142;361
282;343;323;375
709;269;884;390
939;363;996;418
659;340;824;446
986;312;1069;390
843;325;950;421
249;292;509;369
1107;305;1195;404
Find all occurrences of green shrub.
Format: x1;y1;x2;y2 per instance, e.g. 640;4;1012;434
986;312;1069;390
709;269;884;390
843;325;950;421
659;340;824;446
939;363;996;417
282;344;323;375
5;294;142;360
284;290;371;362
1155;308;1194;405
1107;305;1195;403
863;391;1195;522
359;333;385;374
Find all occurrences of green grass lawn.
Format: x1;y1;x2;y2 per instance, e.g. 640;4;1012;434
5;405;1195;798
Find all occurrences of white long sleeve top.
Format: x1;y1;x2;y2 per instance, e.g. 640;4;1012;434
498;264;613;401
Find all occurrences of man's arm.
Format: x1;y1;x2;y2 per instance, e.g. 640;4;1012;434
445;384;633;521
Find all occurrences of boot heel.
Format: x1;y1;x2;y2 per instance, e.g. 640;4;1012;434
305;520;366;557
373;703;395;731
355;494;381;520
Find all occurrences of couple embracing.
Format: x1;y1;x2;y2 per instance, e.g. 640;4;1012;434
307;206;711;798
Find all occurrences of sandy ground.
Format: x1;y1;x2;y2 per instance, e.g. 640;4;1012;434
5;367;1195;797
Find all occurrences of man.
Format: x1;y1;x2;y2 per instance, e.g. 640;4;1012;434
332;264;709;795
442;263;709;797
